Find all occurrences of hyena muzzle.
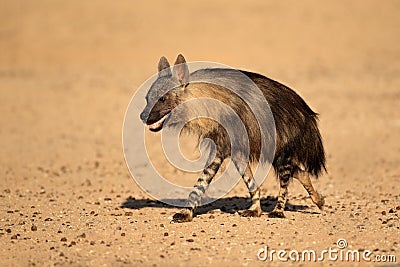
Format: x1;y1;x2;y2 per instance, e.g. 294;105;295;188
140;54;326;223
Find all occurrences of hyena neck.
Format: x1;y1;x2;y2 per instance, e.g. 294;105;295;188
181;82;235;136
186;82;236;102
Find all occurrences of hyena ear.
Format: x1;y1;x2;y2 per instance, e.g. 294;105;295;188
158;56;172;77
173;54;189;85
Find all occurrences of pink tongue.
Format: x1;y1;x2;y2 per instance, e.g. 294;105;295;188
149;118;163;129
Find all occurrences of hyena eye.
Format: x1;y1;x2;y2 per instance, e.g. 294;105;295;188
159;96;166;102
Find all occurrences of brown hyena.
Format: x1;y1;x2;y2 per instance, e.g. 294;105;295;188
140;54;326;222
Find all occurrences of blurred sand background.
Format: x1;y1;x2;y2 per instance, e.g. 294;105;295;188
0;0;399;266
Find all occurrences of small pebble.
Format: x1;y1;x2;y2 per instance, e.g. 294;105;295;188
78;233;86;238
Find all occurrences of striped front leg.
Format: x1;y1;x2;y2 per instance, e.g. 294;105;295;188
172;156;223;223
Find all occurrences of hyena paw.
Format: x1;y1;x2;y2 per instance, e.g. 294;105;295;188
268;210;285;218
313;193;325;210
172;209;193;223
240;209;262;217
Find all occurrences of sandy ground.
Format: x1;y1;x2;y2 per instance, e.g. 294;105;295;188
0;1;399;266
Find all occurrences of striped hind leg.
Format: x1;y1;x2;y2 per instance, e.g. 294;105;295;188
172;156;224;223
295;173;325;210
269;161;293;218
240;165;262;217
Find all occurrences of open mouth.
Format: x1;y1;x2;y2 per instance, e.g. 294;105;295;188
147;112;170;132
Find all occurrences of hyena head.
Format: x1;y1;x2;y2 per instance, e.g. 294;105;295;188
140;54;191;132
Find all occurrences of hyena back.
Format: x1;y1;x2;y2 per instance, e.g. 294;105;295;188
140;54;326;222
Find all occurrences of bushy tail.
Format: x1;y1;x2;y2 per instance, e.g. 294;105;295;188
303;115;326;177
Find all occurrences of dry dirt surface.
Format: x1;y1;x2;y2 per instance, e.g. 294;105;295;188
0;1;399;266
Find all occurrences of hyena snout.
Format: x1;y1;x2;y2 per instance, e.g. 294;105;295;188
139;110;148;123
140;104;171;132
140;107;162;123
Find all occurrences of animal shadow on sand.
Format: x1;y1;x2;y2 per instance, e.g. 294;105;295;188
121;196;320;216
